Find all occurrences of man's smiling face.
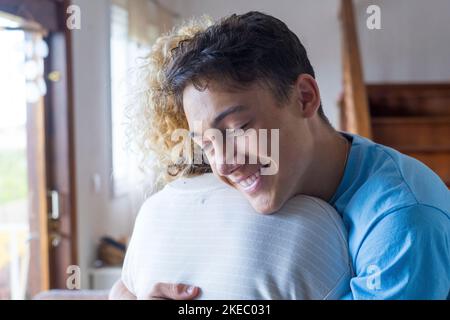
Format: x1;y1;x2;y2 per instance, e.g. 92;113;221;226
164;12;327;213
183;81;315;214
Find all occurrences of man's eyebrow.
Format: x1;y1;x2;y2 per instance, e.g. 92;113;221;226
211;105;247;128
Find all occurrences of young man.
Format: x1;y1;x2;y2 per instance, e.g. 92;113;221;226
115;11;449;299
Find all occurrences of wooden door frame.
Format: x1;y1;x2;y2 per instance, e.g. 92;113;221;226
26;94;50;296
0;0;78;292
44;0;79;288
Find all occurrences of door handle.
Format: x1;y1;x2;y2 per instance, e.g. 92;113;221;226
48;190;60;220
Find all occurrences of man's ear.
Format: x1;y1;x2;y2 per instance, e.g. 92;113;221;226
293;74;321;118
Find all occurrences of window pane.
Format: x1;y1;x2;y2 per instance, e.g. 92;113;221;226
110;5;129;196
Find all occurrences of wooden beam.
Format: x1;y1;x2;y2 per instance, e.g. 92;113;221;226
340;0;372;138
0;0;63;32
26;95;50;296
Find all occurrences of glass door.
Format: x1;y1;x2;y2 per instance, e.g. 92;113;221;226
0;12;49;299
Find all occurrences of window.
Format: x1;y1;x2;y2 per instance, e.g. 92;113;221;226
109;4;151;197
109;1;175;197
0;12;49;299
110;4;129;196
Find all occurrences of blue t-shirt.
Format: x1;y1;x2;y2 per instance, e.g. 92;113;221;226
330;133;450;299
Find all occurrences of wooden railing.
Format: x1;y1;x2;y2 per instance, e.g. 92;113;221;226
339;0;372;138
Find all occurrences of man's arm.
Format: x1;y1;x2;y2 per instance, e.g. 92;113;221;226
344;204;450;299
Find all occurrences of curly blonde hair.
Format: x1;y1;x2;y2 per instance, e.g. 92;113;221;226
127;17;214;188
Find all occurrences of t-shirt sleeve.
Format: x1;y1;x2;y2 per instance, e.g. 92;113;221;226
345;204;450;300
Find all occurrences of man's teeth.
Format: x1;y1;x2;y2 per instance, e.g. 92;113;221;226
238;170;260;189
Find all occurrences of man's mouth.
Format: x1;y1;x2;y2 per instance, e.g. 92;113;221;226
237;169;261;190
228;165;268;193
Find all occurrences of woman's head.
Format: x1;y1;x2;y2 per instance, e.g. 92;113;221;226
128;16;213;186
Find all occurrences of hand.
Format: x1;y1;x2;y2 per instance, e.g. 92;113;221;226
146;282;200;300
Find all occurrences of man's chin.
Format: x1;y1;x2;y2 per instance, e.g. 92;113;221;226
247;195;281;215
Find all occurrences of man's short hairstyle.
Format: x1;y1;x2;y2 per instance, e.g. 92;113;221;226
165;11;327;119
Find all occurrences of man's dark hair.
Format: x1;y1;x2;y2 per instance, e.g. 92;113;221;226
165;11;327;120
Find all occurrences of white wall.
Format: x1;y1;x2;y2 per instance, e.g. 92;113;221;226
356;0;450;82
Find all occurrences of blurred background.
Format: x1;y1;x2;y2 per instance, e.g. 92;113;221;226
0;0;449;299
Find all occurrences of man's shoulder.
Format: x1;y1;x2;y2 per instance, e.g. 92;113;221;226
341;135;450;255
375;141;449;215
350;134;450;217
